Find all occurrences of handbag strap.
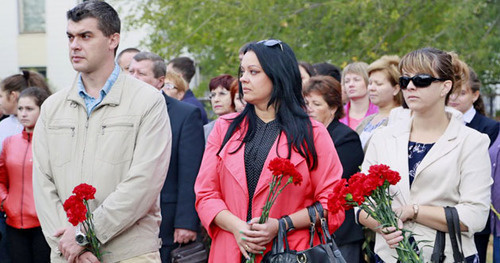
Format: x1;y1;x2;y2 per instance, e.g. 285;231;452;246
307;203;318;247
270;218;289;254
313;202;347;263
430;230;446;263
445;207;465;262
314;202;333;243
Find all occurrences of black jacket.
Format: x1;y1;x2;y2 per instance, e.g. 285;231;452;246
327;119;365;245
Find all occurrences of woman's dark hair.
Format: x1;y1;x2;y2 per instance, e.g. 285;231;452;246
1;71;50;95
303;75;345;120
298;61;316;78
218;40;318;170
18;87;51;107
313;62;341;82
469;67;486;115
209;74;236;91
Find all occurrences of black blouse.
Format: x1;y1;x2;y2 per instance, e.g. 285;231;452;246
244;117;280;221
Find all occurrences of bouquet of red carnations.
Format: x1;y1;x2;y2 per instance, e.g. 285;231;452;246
328;164;423;262
246;157;302;263
63;183;103;260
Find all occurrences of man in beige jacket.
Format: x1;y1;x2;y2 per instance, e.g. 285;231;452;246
32;1;171;262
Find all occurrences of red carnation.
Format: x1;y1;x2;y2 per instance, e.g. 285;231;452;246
385;170;401;185
63;195;87;226
73;183;96;200
327;179;348;213
268;158;289;176
290;169;303;186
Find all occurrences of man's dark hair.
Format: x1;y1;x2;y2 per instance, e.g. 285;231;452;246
67;1;121;37
133;52;166;78
117;48;140;62
168;57;195;84
313;62;341;83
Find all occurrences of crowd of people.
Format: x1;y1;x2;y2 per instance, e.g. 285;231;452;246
0;1;498;263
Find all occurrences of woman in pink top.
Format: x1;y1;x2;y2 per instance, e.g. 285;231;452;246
340;62;378;129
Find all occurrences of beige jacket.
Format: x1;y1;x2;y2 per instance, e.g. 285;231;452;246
33;72;172;262
363;113;492;263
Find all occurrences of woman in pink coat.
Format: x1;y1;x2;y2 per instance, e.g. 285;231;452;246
195;40;345;262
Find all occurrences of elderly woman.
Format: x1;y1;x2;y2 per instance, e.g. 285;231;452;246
360;48;492;263
356;55;403;151
204;74;237;141
340;62;379;130
195;40;344;263
162;72;188;101
303;75;365;262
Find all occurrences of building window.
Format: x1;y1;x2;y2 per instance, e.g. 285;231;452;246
19;0;45;33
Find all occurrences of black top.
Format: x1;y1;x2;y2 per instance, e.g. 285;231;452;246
326;119;365;245
244;118;280;221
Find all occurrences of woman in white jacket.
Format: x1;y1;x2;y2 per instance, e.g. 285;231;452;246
359;47;492;263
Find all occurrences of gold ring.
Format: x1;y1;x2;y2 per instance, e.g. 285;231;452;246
245;245;250;250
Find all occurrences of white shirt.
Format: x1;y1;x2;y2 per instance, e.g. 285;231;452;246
0;115;23;153
462;106;476;124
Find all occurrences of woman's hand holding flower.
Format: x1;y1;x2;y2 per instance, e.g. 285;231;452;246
379;218;404;249
248;217;279;246
231;219;266;259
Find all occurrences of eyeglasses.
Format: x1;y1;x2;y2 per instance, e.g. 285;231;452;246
257;39;283;51
209;90;230;99
399;74;447;89
164;83;177;90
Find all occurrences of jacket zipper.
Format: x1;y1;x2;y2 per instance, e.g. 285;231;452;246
81;116;89;182
48;125;76;137
101;123;134;135
20;133;31;229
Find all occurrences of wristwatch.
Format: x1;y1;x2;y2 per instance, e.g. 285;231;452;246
75;225;88;246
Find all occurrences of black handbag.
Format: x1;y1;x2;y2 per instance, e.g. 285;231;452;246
262;202;346;263
170;240;208;263
430;206;465;263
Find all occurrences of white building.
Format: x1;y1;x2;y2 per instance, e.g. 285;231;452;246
0;0;146;91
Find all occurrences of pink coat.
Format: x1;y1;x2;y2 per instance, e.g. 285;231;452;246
195;113;345;262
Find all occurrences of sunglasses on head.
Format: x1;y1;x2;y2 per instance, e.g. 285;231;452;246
399;74;447;89
257;39;283;51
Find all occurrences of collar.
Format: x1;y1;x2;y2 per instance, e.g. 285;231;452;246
183;89;194;99
462;106;476;124
68;65;124;107
77;63;121;99
392;111;460;142
22;129;32;141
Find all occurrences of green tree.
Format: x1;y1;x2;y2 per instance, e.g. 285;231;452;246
124;0;499;98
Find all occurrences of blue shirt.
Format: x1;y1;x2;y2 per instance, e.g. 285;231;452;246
78;63;120;116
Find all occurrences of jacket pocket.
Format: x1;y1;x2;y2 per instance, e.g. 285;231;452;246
47;122;75;166
97;118;136;164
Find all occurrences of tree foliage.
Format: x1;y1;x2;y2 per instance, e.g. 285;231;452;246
124;0;499;95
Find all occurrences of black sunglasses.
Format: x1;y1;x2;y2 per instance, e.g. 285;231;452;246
399;74;447;89
257;39;283;51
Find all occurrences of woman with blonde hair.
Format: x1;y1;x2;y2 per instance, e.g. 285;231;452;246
162;72;188;101
360;48;491;262
340;62;378;130
356;55;403;151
